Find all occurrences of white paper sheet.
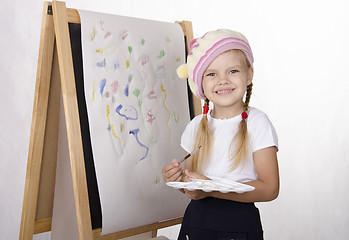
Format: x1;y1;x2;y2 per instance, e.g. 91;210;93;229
78;10;190;235
51;97;79;240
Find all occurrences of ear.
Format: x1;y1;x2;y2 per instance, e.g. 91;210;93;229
247;67;254;85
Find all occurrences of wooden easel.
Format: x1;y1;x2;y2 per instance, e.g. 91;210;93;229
19;1;198;239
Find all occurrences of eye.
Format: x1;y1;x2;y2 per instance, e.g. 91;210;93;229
229;69;238;74
205;72;216;77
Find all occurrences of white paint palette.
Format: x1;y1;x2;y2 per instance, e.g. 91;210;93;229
167;176;255;194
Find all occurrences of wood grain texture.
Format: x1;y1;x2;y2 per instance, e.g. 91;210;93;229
52;1;94;239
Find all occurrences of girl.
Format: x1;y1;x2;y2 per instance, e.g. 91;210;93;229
162;29;279;240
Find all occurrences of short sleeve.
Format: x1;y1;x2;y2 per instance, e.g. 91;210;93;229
248;110;278;153
180;114;203;153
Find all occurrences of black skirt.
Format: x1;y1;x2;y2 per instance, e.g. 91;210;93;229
178;197;263;240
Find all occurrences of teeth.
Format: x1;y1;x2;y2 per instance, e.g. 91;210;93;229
216;89;232;94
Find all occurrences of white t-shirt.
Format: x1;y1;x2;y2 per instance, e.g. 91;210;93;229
181;107;278;183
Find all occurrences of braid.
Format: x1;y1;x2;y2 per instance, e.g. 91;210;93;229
229;83;253;170
205;98;210;108
244;83;253;110
192;98;212;172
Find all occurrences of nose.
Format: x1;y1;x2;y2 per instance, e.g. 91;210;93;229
217;74;229;85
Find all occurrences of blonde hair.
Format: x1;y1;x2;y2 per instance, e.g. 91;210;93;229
229;83;253;170
191;98;212;172
190;50;253;173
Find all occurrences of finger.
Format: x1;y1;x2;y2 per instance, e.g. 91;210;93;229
162;159;180;173
184;169;193;178
167;168;184;182
163;165;183;181
182;174;192;182
172;171;184;182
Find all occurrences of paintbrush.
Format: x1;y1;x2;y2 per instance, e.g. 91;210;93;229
178;146;202;164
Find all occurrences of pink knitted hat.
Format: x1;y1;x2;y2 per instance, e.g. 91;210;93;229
177;29;254;99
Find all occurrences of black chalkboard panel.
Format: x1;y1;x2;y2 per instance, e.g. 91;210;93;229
68;22;102;230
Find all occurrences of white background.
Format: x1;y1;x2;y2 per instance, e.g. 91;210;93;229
1;0;349;239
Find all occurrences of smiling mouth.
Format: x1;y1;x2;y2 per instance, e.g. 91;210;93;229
215;89;234;95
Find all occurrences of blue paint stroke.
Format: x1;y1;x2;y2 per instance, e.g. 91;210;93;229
99;79;107;97
124;83;129;97
129;128;149;162
115;104;138;120
114;60;119;70
96;58;106;67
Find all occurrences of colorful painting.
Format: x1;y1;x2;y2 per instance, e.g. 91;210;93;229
79;10;190;235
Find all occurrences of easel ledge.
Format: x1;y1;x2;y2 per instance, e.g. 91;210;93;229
20;1;196;240
33;217;182;239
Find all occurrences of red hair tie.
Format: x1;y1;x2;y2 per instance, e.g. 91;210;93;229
203;105;209;114
241;112;248;119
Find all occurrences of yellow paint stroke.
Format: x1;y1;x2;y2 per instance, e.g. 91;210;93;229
126;60;130;69
106;104;121;147
96;44;118;54
90;80;96;102
161;84;171;141
154;176;160;184
89;27;97;41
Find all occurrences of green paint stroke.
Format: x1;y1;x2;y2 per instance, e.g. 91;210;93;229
133;88;140;97
157;50;166;59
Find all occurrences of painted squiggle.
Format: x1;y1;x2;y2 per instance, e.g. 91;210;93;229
99;79;106;97
90;80;96;102
129;128;149;163
147;90;157;99
104;32;112;39
124;83;129;97
89;27;97;41
121;30;128;40
115;104;138;120
96;58;106;68
106;104;121;147
146;110;155;124
157;50;166;59
161;84;171;141
96;44;118;54
132;89;157;146
111;80;119;94
172;112;180;123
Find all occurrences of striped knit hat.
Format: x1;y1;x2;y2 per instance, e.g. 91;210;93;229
177;29;254;99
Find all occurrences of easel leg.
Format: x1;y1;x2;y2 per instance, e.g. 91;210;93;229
19;2;55;239
52;1;94;239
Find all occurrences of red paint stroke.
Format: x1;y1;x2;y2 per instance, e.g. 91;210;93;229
146;110;156;124
147;90;157;99
104;31;112;39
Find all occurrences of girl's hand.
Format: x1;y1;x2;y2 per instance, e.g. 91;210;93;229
183;169;211;200
183;169;211;181
161;159;183;182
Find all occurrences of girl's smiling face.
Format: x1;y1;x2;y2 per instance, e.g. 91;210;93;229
202;50;253;119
